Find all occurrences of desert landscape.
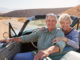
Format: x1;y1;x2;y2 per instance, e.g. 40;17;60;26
0;5;80;40
0;18;25;39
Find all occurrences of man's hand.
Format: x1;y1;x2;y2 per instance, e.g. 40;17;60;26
9;37;22;42
34;45;60;60
53;37;68;43
34;50;49;60
0;37;22;43
0;39;9;43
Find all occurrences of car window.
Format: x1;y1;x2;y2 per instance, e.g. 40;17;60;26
78;22;80;31
73;21;80;31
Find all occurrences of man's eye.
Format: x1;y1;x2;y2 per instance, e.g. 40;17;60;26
47;20;50;22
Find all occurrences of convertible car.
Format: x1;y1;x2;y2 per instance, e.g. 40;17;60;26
0;15;80;60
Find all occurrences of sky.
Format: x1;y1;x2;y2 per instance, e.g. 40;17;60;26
0;0;80;10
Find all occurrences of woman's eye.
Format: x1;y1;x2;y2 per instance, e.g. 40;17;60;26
66;23;69;24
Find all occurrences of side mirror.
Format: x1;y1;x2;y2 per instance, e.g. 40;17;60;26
3;32;9;40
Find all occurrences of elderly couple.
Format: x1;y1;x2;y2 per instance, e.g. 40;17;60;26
0;13;79;60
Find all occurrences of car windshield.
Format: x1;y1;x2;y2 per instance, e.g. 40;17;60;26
23;19;47;32
78;22;80;31
10;19;46;36
10;18;80;36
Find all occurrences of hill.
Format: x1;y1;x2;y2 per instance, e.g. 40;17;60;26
1;7;70;17
61;5;80;17
0;7;12;13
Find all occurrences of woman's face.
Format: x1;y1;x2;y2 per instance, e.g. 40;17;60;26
46;16;57;29
60;20;71;31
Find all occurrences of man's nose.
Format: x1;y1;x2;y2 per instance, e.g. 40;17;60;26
64;23;66;25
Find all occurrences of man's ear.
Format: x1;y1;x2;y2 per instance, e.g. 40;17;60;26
56;21;57;24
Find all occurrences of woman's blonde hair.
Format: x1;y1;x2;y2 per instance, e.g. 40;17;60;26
59;14;72;24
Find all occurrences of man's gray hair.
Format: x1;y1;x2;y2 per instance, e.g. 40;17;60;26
46;13;57;21
59;14;72;24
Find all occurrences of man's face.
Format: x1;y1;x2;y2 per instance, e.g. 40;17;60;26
46;16;57;29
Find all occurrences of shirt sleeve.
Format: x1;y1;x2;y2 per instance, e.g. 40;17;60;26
56;28;64;37
56;40;66;53
67;31;79;50
21;29;42;43
55;28;66;52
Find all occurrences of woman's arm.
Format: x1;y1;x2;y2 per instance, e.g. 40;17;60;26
66;30;79;50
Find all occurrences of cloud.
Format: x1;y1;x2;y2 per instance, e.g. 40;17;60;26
0;0;79;9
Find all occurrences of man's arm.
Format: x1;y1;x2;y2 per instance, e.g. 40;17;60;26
34;28;66;60
34;45;59;60
0;29;42;43
20;29;42;43
34;40;66;60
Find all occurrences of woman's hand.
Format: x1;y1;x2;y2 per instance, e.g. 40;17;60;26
34;50;49;60
53;37;68;43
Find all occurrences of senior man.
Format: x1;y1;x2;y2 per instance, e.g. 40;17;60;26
1;13;66;60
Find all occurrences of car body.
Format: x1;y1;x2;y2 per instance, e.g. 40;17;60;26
0;15;80;60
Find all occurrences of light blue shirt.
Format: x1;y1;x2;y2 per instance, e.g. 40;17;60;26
21;28;66;52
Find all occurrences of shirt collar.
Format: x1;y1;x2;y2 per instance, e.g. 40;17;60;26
44;28;57;34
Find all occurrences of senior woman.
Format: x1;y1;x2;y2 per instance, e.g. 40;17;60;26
54;14;79;51
0;13;66;60
52;14;79;60
57;14;79;60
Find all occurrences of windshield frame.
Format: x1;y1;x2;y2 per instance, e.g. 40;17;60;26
9;15;80;38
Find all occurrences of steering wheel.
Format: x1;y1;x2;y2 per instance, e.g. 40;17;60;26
31;28;40;49
3;32;13;46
